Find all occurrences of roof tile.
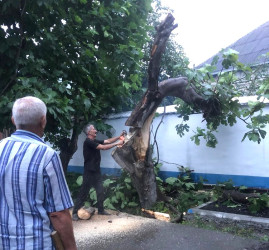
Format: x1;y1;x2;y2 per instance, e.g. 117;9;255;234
197;21;269;73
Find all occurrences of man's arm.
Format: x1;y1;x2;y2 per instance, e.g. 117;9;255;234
49;209;77;250
103;136;120;144
103;131;125;144
97;140;123;150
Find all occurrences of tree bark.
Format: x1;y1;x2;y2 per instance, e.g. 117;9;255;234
222;190;259;204
112;14;220;208
112;112;157;208
59;126;79;174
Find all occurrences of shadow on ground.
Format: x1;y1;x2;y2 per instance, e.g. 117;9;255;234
73;211;268;250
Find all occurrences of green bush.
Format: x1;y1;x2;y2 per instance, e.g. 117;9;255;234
248;193;269;214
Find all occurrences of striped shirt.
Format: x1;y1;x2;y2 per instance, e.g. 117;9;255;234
0;130;74;250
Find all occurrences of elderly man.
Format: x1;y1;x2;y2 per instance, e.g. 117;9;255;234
72;124;124;220
0;96;76;250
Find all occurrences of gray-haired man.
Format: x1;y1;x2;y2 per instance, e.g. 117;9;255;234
0;96;76;250
72;124;124;220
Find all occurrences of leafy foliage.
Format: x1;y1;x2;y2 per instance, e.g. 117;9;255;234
102;173;139;210
72;171;140;212
175;49;269;147
66;165;211;216
0;0;152;149
153;165;211;214
211;180;269;214
65;172;82;198
248;193;269;214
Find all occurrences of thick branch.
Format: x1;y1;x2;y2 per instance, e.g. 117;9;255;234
125;91;162;127
148;13;178;92
158;77;221;118
222;190;259;204
126;77;220;128
158;77;206;107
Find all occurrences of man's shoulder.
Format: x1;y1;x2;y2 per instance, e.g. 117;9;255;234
84;138;97;145
9;130;46;145
84;138;103;148
86;138;104;143
95;139;104;144
3;134;55;154
1;137;57;165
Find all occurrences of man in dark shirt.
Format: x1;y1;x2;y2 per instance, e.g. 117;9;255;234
72;124;124;220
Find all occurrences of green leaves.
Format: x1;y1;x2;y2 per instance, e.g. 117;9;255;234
248;193;269;214
0;0;152;148
103;178;116;188
101;172;139;211
242;128;266;144
221;48;239;69
248;101;265;115
122;81;131;90
175;124;190;137
89;188;97;203
165;177;178;186
190;127;218;148
174;47;269;147
76;176;83;186
165;175;195;191
79;0;87;4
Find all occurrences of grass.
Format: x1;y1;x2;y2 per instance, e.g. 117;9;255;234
183;214;269;242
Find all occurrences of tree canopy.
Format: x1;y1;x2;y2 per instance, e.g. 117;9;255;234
0;0;153;170
2;0;269;209
1;0;269;176
175;49;269;147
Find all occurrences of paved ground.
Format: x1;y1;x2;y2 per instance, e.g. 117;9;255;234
73;211;268;250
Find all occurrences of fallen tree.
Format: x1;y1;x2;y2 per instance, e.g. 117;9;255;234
112;14;220;208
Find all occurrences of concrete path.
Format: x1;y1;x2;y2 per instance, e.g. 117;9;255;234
73;212;267;250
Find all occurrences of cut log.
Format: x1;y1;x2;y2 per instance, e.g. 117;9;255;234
77;206;95;220
141;208;170;222
222;190;259;204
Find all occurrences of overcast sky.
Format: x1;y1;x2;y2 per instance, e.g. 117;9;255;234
161;0;269;67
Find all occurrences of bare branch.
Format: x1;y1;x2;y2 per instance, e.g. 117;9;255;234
148;13;178;92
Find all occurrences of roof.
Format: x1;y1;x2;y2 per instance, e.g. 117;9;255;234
197;20;269;73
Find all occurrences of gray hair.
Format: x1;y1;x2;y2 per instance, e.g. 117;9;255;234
12;96;47;126
84;123;94;134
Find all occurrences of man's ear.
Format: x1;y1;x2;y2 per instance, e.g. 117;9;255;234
41;115;47;129
11;117;15;126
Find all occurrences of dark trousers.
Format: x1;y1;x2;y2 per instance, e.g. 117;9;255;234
73;171;105;214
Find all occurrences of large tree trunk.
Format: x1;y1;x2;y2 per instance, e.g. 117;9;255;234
59;125;80;174
112;112;157;208
112;14;220;208
112;77;219;208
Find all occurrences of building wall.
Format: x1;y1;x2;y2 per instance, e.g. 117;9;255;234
68;104;269;188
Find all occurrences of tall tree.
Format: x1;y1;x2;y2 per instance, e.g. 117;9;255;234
121;0;189;111
111;11;269;208
0;0;152;172
112;14;220;208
